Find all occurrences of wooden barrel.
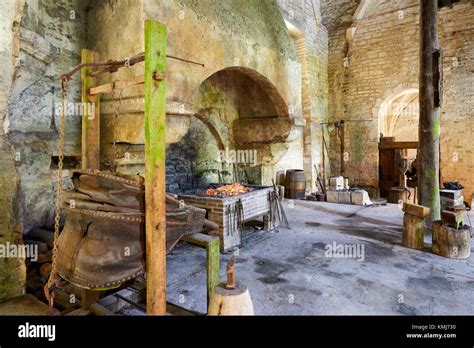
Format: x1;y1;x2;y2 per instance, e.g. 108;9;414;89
285;169;306;199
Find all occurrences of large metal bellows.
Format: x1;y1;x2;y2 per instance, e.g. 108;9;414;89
56;170;205;289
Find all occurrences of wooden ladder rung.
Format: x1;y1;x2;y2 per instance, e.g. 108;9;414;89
89;75;145;95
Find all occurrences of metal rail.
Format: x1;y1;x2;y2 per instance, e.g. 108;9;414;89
60;51;204;82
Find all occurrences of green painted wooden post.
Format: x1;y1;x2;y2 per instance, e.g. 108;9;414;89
80;49;100;170
182;233;221;309
207;237;220;305
144;20;167;315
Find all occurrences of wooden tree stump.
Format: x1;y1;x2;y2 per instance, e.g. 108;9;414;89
432;221;471;259
208;258;254;315
402;203;430;249
208;284;254;316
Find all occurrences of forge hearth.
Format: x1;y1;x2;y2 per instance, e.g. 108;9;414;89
179;184;277;251
204;183;254;197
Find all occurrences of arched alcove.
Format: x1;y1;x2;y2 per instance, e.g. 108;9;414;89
166;67;294;192
199;67;290;119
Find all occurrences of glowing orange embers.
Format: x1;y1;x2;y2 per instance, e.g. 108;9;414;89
205;183;253;197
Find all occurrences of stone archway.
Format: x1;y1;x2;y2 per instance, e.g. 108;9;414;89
377;86;419;141
192;67;295;186
166;66;300;191
375;84;420;197
200;67;290;119
372;84;419;141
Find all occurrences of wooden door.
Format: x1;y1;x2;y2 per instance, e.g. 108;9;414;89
379;149;395;198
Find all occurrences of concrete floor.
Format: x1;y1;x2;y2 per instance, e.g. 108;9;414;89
166;200;474;315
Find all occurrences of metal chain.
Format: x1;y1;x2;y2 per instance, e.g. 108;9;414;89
44;77;68;310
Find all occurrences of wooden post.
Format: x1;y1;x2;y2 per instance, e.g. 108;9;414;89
402;203;430;250
144;20;167;315
403;214;426;250
81;290;101;310
81;49;101;169
207;237;220;304
182;233;220;308
81;49;101;309
418;0;441;223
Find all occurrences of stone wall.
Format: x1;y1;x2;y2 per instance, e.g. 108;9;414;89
0;0;87;300
277;0;329;189
87;0;307;186
438;2;474;201
0;0;25;301
8;0;87;231
328;0;474;198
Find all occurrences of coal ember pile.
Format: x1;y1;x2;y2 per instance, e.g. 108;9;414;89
205;183;254;197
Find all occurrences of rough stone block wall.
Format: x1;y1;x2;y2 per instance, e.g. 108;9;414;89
438;2;474;201
0;0;25;301
7;0;87;231
0;0;87;300
278;0;329;190
328;0;474;198
328;0;420;193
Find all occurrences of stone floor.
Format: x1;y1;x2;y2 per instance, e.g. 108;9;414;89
166;200;474;315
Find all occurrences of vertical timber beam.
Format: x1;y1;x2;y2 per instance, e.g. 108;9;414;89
206;237;220;307
144;20;167;315
81;49;100;170
81;49;102;309
418;0;441;223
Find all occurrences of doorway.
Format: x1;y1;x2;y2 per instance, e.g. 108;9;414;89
378;87;419;198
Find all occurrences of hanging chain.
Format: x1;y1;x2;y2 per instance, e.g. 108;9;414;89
110;88;124;172
44;77;68;311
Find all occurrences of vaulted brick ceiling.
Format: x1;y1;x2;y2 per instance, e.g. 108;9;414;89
320;0;360;34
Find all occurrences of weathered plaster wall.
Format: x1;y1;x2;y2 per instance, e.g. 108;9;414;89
0;0;26;301
328;0;474;198
8;0;87;232
86;0;146;172
0;0;87;300
88;0;306;186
